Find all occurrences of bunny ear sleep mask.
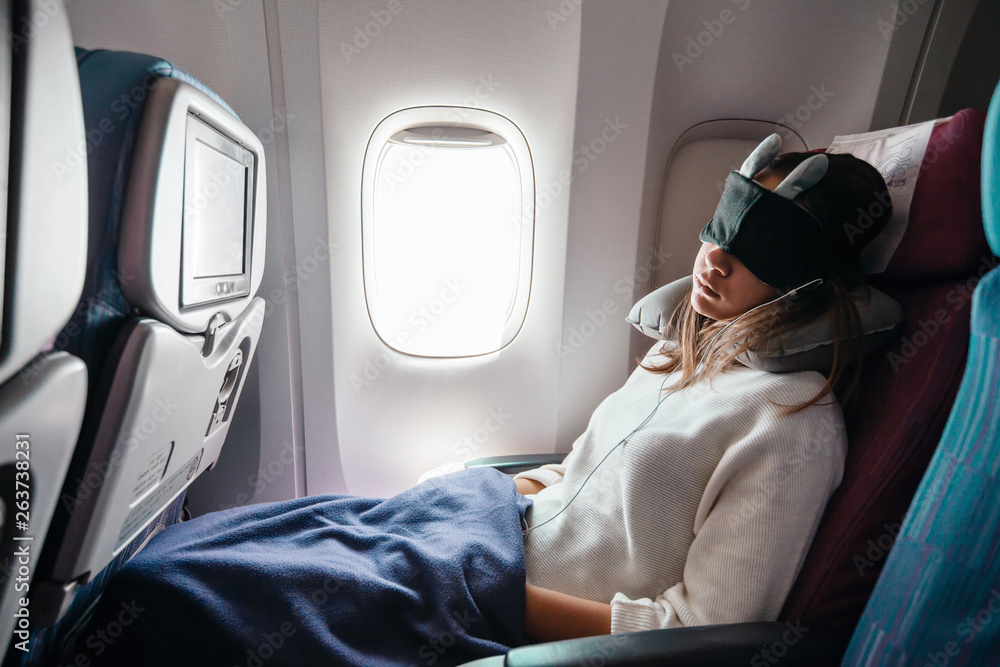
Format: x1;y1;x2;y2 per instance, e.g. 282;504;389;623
699;134;832;290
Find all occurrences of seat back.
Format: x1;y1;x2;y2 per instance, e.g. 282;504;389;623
839;80;1000;666
779;109;995;629
29;47;267;647
0;0;89;660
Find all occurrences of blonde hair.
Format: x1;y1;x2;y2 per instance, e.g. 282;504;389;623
640;276;866;413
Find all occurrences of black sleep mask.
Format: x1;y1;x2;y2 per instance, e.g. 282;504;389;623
699;134;832;290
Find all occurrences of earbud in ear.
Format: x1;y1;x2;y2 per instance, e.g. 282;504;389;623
786;278;825;297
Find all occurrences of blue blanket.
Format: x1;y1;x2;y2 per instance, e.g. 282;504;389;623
83;467;531;667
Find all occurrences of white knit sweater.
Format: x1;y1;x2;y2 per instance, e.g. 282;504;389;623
516;345;847;634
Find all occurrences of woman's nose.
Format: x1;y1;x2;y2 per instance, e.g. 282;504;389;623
704;244;731;276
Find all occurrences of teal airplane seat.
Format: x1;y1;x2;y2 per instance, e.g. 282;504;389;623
840;77;1000;667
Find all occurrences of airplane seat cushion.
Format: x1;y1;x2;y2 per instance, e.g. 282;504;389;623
985;81;1000;254
875;109;991;285
840;81;1000;664
779;108;996;630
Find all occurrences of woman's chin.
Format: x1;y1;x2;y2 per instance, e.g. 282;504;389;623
690;293;722;320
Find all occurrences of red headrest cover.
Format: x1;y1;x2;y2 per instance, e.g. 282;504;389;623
878;109;992;285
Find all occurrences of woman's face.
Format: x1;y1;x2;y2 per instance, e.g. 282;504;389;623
689;243;778;320
690;171;782;320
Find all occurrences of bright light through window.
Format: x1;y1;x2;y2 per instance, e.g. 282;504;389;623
362;108;534;358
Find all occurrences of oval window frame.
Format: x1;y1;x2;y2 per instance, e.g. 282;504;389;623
360;106;535;358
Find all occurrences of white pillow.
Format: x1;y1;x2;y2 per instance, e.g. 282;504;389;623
626;276;905;373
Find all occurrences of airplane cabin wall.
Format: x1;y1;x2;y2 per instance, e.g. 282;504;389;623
312;1;583;496
553;3;669;453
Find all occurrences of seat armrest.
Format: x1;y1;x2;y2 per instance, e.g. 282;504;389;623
499;622;850;667
464;453;567;475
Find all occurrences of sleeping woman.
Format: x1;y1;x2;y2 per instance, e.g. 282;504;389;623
518;135;893;642
74;135;892;666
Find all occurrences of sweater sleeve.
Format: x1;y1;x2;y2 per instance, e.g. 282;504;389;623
512;462;568;489
512;443;584;489
514;440;579;487
609;406;847;634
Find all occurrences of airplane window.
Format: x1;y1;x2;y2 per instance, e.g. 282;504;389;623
361;107;534;357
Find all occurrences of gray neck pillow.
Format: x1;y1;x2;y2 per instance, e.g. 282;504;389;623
626;276;904;373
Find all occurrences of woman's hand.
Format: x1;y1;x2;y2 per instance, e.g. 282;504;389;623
515;477;545;496
524;584;612;642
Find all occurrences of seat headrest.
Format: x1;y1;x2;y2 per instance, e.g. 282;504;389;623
73;49;266;336
879;109;992;284
984;80;1000;255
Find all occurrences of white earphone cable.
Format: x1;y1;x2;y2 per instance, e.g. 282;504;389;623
521;278;823;536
